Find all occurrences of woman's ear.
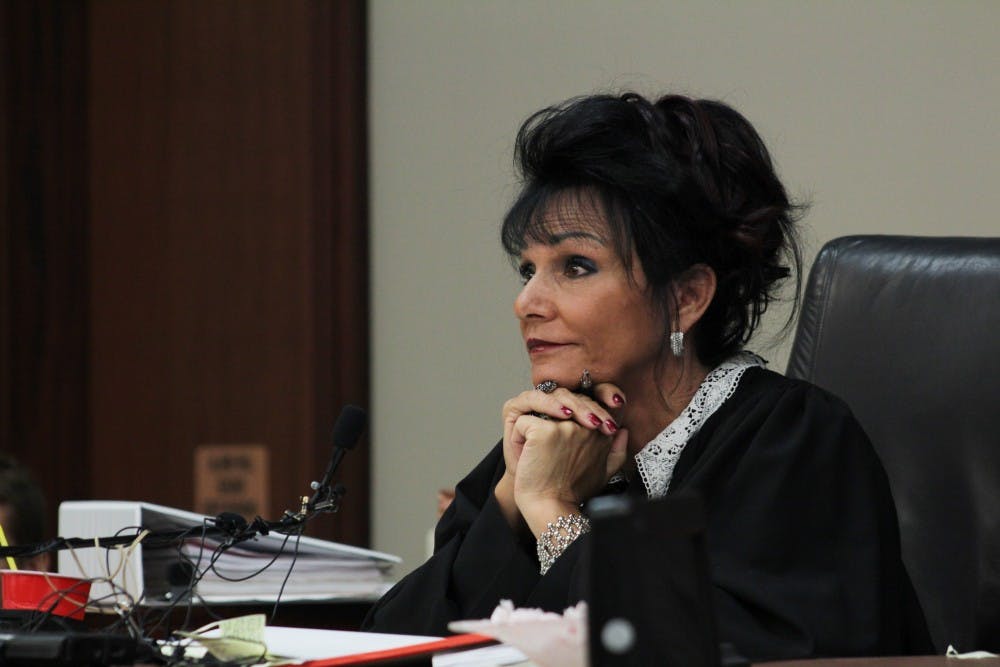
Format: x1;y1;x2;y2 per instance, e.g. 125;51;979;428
672;264;716;333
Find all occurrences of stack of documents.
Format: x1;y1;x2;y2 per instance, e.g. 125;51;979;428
57;500;399;605
173;534;393;602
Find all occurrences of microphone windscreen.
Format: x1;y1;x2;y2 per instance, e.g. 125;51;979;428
214;511;248;535
332;404;366;450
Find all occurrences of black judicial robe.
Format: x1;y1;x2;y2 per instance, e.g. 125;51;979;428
362;368;931;660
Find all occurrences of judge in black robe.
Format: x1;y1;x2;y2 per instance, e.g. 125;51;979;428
362;92;932;661
363;367;931;660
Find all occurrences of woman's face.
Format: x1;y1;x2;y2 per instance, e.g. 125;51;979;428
514;207;666;390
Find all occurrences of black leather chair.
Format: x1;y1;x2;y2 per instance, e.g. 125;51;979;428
786;235;1000;653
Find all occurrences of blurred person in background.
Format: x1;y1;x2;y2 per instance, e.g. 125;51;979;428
0;453;51;571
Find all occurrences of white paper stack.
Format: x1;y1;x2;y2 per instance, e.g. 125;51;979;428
57;500;399;605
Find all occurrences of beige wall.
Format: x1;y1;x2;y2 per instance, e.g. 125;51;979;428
369;0;999;573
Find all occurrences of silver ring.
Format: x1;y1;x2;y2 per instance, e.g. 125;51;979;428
535;380;558;394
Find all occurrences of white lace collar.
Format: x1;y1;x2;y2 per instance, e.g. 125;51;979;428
634;351;764;498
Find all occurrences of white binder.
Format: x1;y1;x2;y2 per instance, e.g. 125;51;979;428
57;500;399;605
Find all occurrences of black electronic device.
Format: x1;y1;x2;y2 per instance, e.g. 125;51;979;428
0;631;155;666
586;492;726;667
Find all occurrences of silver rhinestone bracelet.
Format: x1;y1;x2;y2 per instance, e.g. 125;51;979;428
537;513;591;575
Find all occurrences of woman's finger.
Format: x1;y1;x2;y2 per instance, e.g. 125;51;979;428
503;389;576;424
605;427;629;480
502;390;574;474
543;387;620;436
592;382;627;411
502;383;623;445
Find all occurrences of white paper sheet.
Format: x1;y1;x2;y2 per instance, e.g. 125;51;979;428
259;626;440;661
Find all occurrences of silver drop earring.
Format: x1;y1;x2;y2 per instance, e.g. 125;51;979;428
670;331;684;357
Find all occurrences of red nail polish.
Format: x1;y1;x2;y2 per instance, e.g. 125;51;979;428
561;406;573;417
605;419;618;433
588;413;602;427
612;393;625;406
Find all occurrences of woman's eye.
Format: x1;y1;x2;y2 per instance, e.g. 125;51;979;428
518;263;535;284
565;256;596;277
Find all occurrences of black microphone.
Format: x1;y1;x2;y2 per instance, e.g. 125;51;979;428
214;511;249;536
331;404;366;451
308;405;366;512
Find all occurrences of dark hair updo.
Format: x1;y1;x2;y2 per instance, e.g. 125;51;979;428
501;92;804;367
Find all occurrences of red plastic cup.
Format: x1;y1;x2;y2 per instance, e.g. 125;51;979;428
0;570;91;621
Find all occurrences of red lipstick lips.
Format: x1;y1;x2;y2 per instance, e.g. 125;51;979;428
526;338;569;354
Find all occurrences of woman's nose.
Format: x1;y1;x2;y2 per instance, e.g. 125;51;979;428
514;276;555;321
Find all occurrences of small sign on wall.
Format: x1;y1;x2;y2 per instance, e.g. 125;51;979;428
194;444;270;519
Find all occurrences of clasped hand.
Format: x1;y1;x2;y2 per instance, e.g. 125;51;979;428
496;383;628;538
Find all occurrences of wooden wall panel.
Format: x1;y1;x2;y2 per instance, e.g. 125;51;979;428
2;0;369;548
316;0;371;547
87;0;369;545
0;1;90;536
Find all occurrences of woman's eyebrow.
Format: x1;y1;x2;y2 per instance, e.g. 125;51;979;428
544;230;605;245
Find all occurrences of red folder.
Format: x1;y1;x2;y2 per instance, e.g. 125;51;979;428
302;633;495;666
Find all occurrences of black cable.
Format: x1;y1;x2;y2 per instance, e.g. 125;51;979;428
0;460;354;650
0;513;310;560
270;526;304;625
143;514;301;637
142;519;215;638
207;533;292;583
